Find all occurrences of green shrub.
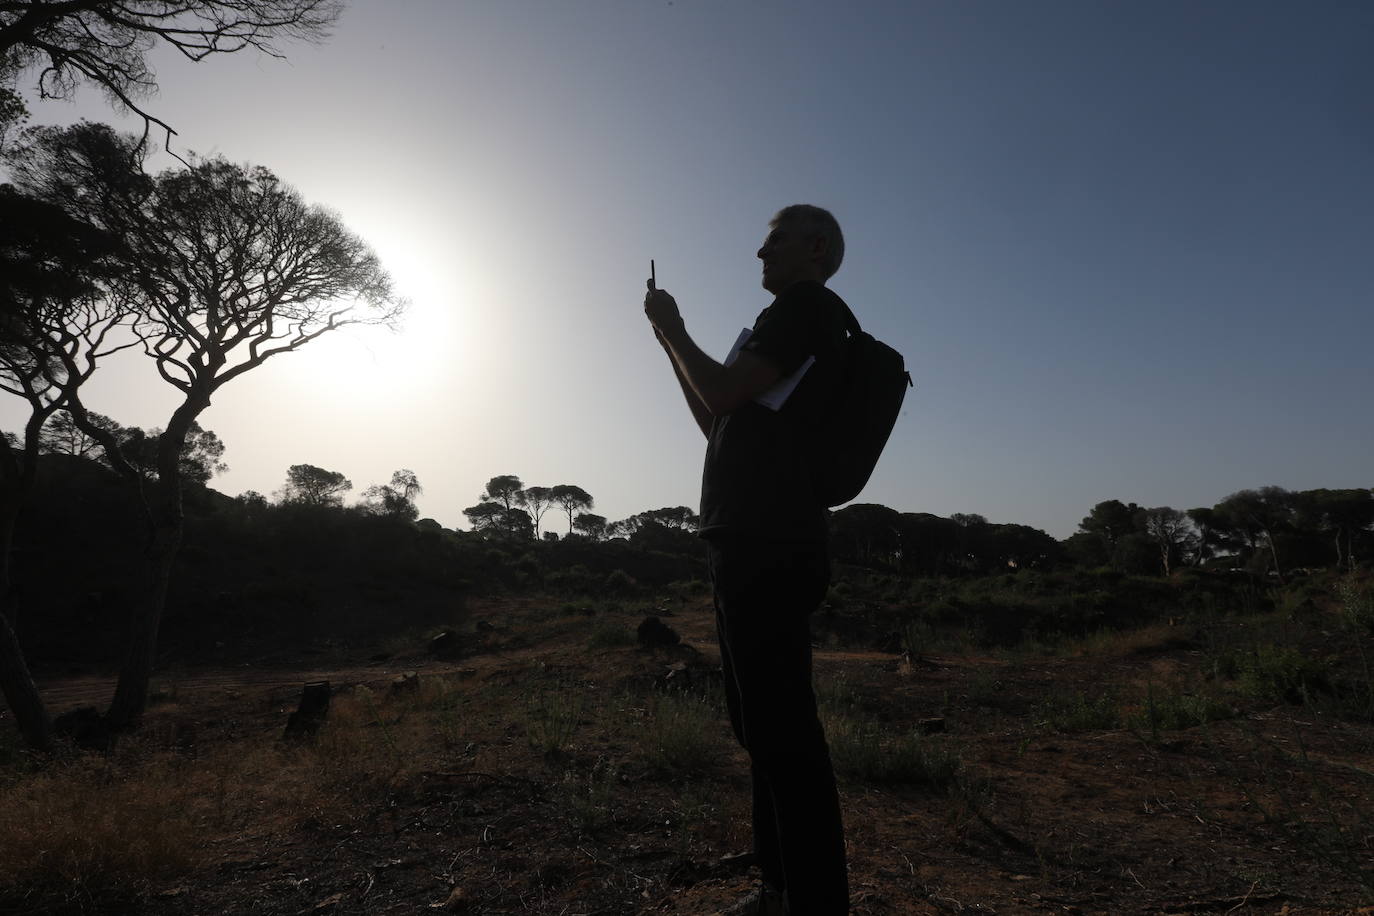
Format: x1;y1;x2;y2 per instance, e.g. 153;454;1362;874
1129;684;1235;737
1219;645;1334;705
587;620;635;649
665;578;708;601
1339;580;1374;635
824;717;960;788
816;673;960;787
605;569;637;595
547;564;597;594
1034;690;1121;732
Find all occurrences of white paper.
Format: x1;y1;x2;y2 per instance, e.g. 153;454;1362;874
724;328;815;412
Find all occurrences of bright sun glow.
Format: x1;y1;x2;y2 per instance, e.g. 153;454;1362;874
269;201;504;412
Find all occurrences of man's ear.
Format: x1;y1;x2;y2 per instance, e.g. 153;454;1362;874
809;234;829;264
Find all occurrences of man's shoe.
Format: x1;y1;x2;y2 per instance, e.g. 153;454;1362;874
719;884;784;916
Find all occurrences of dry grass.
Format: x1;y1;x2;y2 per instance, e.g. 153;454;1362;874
0;735;334;903
0;753;207;896
633;691;724;776
5;583;1374;913
0;677;493;904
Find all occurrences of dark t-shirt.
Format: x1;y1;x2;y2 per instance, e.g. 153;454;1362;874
698;280;849;543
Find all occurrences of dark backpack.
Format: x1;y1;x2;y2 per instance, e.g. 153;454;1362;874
818;304;912;507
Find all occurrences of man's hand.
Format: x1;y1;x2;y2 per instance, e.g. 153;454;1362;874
641;278;781;426
644;284;685;340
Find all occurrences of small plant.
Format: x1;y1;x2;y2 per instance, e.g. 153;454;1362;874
901;620;935;658
561;756;618;834
1339;579;1374;635
420;677;467;749
638;692;719;775
527;687;583;756
816;674;861;716
355;686;405;772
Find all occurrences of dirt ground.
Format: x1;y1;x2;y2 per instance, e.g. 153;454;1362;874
9;594;1374;915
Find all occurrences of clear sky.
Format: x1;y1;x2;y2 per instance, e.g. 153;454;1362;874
4;0;1372;538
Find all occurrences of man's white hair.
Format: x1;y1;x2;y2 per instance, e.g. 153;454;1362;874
770;204;844;279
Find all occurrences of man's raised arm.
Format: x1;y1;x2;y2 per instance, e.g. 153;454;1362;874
644;286;782;423
656;328;713;438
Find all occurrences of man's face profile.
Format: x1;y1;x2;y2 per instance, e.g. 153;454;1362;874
757;221;824;295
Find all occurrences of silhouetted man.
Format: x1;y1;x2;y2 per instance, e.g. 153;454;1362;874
643;205;850;916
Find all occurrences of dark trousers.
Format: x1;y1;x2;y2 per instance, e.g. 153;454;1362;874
707;537;848;916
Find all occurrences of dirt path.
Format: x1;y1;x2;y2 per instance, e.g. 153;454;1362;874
29;599;728;714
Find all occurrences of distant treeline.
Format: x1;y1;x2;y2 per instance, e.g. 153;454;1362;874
451;471;1374;584
9;445;1371;710
10;414;1374;669
826;489;1373;580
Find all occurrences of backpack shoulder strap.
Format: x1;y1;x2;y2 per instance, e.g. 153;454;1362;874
838;298;862;337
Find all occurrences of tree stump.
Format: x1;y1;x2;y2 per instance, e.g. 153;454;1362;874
283;680;331;742
390;672;421;695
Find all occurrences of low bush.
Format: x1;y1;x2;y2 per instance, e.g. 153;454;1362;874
1128;684;1235;737
1212;645;1334;705
1034;690;1121;732
605;569;638;596
588;621;636;649
824;716;961;788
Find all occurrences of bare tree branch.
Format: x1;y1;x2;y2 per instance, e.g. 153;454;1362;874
1;1;342;151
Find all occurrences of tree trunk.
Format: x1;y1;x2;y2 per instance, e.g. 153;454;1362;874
1265;532;1284;583
105;517;179;729
106;398;202;730
0;607;49;750
0;443;52;751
